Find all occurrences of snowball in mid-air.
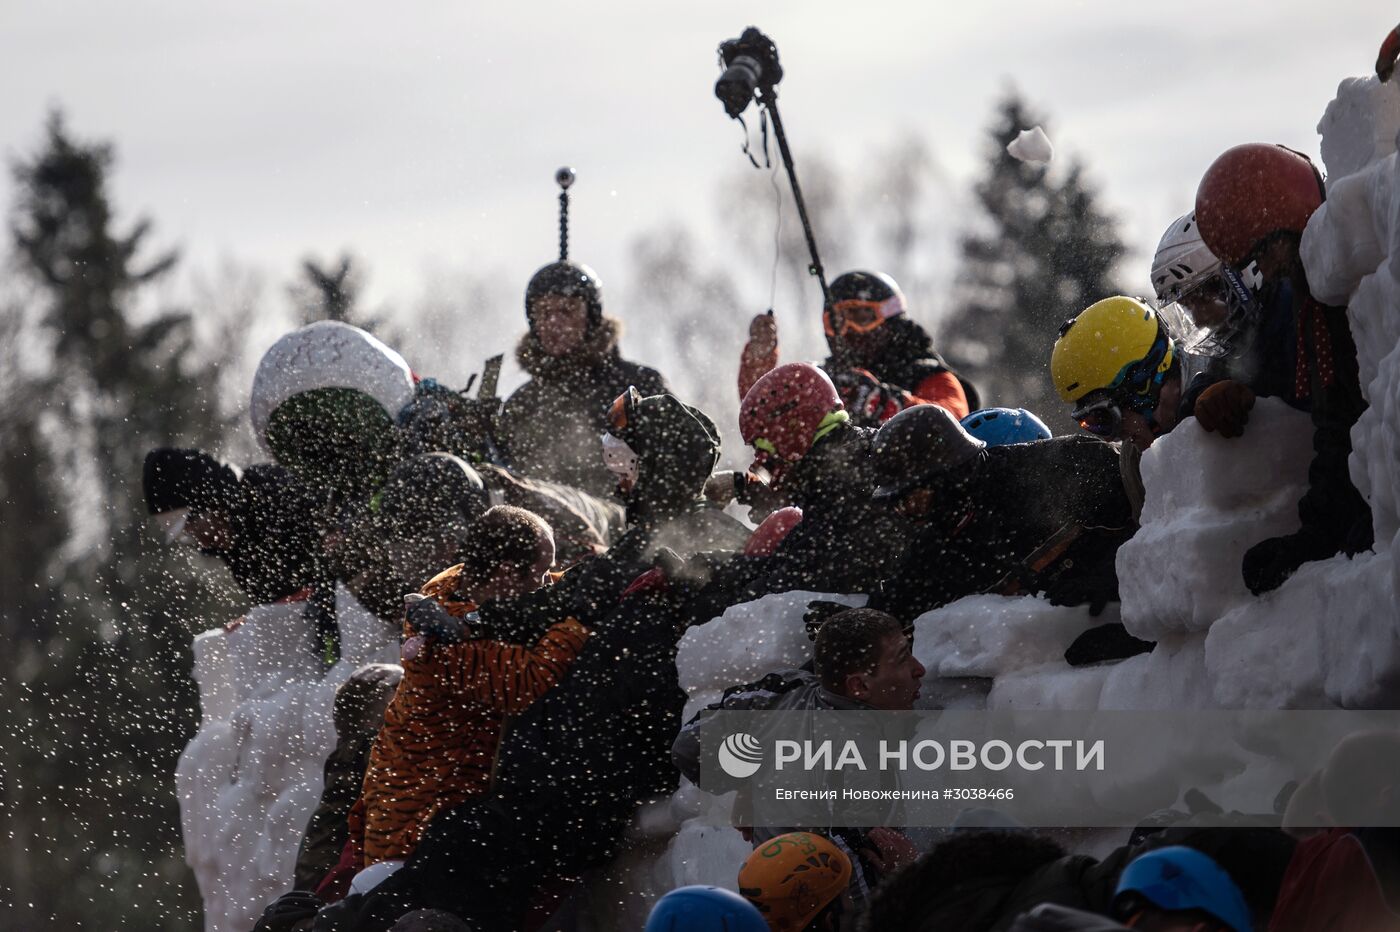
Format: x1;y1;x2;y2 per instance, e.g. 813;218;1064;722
1007;126;1054;164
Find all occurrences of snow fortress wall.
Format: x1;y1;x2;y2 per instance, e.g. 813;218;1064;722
176;588;396;932
915;75;1400;714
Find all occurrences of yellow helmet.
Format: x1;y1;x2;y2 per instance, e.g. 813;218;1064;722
1051;296;1174;404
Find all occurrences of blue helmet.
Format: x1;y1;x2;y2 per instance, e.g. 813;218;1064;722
644;885;769;932
960;407;1052;446
1113;846;1252;932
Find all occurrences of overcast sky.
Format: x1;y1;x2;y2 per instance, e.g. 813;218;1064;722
0;1;1387;323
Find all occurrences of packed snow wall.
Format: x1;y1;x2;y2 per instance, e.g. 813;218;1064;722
176;588;396;932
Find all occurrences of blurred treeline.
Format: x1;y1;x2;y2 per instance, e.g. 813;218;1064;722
0;92;1125;928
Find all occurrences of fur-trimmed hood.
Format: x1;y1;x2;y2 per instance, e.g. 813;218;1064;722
516;315;626;380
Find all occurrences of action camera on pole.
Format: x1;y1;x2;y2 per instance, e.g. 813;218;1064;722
715;28;784;117
713;27;843;362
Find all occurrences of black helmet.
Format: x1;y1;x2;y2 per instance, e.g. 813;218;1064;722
525;260;603;331
829;270;905;310
872;404;986;498
143;447;242;515
376;452;489;540
609;388;721;521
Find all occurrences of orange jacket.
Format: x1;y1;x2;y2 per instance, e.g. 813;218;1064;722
358;565;589;865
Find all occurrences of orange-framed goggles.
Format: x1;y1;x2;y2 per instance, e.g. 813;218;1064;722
607;387;641;433
822;299;897;337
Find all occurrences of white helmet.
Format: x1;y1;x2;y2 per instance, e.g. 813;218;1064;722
1150;212;1221;305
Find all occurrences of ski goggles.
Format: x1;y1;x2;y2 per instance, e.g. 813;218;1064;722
822;298;900;337
1071;386;1161;438
607;386;643;434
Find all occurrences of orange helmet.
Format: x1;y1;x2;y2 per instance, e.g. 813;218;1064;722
1195;143;1324;267
738;832;851;931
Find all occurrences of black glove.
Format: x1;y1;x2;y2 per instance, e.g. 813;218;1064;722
404;593;470;644
254;891;324;932
308;894;363;932
1241;529;1337;595
1063;623;1154;666
1044;572;1119;617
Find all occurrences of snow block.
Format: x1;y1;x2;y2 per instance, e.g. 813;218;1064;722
1099;635;1213;711
1300;152;1395;305
913;594;1109;680
1316;75;1400;185
676;590;865;695
986;662;1111;711
1116;405;1313;641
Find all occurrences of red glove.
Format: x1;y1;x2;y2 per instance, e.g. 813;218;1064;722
859;827;920;877
738;312;779;399
1194;380;1256;438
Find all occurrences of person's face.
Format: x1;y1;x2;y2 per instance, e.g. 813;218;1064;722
846;632;925;711
183;510;234;551
836;323;890;366
1117;374;1182;452
533;295;589;357
1179;276;1231;330
471;535;556;603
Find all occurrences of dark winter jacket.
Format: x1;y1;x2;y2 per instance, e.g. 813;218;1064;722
672;423;914;625
871;435;1133;623
1182;272;1372;561
672;668;868;788
759;423;912;594
221;465;326;605
857;832;1114;932
611;392;752;560
824;315;977;422
859;824;1295;932
496;317;668;497
293;663;402;890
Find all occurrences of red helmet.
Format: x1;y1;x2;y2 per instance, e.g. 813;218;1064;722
739;363;844;466
1195;143;1325;266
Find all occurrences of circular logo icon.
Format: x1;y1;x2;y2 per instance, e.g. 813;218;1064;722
718;732;764;779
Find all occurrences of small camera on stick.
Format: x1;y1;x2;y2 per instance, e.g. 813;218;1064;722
715;27;784;118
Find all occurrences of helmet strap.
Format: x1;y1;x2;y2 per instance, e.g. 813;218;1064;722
812;409;850;445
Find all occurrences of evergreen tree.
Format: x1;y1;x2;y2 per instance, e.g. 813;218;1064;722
942;91;1126;429
0;111;232;928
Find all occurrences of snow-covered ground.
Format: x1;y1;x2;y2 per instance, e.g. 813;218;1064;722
174;74;1400;929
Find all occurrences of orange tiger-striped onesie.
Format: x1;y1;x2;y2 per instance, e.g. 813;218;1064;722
357;564;589;866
